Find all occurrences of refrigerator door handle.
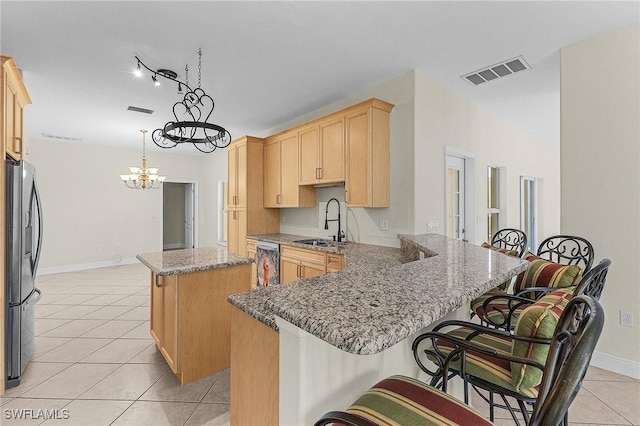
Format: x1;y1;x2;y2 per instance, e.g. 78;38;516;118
32;178;44;275
22;288;42;312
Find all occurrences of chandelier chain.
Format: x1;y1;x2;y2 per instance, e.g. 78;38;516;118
185;64;189;88
198;48;202;88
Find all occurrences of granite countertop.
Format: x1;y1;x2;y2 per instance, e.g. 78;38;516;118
137;247;253;276
228;233;528;355
229;234;405;330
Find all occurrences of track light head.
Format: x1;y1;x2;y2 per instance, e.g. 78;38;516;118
152;74;160;86
134;60;142;78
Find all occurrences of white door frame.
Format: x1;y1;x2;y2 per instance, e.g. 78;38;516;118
445;147;476;243
162;179;199;249
520;176;537;253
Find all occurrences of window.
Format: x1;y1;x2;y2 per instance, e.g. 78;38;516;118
487;166;500;242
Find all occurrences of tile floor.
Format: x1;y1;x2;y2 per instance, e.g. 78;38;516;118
0;263;638;425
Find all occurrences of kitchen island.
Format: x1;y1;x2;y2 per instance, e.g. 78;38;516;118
137;247;253;385
228;233;528;425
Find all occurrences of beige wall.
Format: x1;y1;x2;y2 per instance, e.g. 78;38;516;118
414;70;561;245
26;138;214;270
561;24;640;369
278;69;561;248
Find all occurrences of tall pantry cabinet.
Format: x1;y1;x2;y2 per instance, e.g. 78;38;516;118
227;136;279;255
1;56;31;396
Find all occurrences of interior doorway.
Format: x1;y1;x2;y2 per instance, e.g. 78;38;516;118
445;149;475;243
163;182;197;251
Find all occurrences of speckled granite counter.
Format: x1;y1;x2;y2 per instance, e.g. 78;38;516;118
137;247;253;276
228;234;404;330
228;233;528;354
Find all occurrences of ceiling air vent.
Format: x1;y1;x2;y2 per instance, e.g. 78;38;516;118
41;133;82;142
462;55;531;86
127;106;154;114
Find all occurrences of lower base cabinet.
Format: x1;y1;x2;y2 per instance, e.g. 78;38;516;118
230;306;279;426
149;263;251;385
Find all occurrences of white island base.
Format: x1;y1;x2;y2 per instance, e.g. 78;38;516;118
276;306;469;426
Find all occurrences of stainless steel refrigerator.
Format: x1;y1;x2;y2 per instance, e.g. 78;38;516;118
5;159;43;388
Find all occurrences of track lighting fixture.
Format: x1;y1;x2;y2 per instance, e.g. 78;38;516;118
134;60;142;78
132;49;231;153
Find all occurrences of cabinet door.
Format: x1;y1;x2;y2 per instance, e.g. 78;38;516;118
301;262;325;279
150;272;163;346
319;118;345;183
228;210;239;254
280;257;300;284
227;146;238;209
161;275;178;373
247;248;257;288
280;133;300;207
5;78;17;159
299;126;319;185
345;109;371;207
236;142;247;208
263;140;281;208
236;209;247;256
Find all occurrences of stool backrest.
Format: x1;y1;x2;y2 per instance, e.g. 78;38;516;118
529;295;604;426
573;258;611;300
491;228;528;257
536;235;595;273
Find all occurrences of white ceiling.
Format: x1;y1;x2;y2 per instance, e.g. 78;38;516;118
1;1;638;155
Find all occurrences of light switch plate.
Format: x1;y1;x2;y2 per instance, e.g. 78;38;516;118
379;219;389;231
427;220;439;231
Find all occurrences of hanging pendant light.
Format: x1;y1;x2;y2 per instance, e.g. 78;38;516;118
119;129;166;190
133;48;231;153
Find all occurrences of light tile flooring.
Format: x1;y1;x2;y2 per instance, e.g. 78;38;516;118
0;263;638;425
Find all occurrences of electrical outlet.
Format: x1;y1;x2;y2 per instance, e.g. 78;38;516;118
379;219;389;231
620;311;634;327
426;220;439;232
313;216;318;226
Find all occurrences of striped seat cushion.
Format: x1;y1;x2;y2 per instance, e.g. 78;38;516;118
344;375;492;426
513;253;582;293
511;289;573;391
428;326;538;398
470;290;508;323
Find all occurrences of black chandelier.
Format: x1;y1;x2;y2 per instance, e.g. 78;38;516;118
134;49;231;153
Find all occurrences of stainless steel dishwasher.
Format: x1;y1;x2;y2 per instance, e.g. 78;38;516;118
256;241;280;287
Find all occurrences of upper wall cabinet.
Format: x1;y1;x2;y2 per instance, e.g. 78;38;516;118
1;57;32;161
227;136;280;254
299;117;345;185
345;99;393;208
264;132;315;208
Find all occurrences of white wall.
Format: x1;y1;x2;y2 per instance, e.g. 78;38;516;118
560;24;640;373
26;138;211;271
413;70;561;246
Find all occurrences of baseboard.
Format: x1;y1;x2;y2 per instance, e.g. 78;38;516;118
37;257;139;276
591;351;640;380
163;243;188;250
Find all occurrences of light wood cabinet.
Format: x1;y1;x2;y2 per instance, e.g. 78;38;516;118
246;239;257;288
264;132;315;208
226;136;279;255
1;57;30;161
326;253;345;273
299;118;345;185
150;273;178;372
149;263;252;385
280;246;326;284
345;100;394;208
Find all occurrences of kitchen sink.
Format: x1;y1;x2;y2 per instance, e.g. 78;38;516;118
293;239;335;247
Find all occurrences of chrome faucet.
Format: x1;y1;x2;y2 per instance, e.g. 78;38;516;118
324;198;344;242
